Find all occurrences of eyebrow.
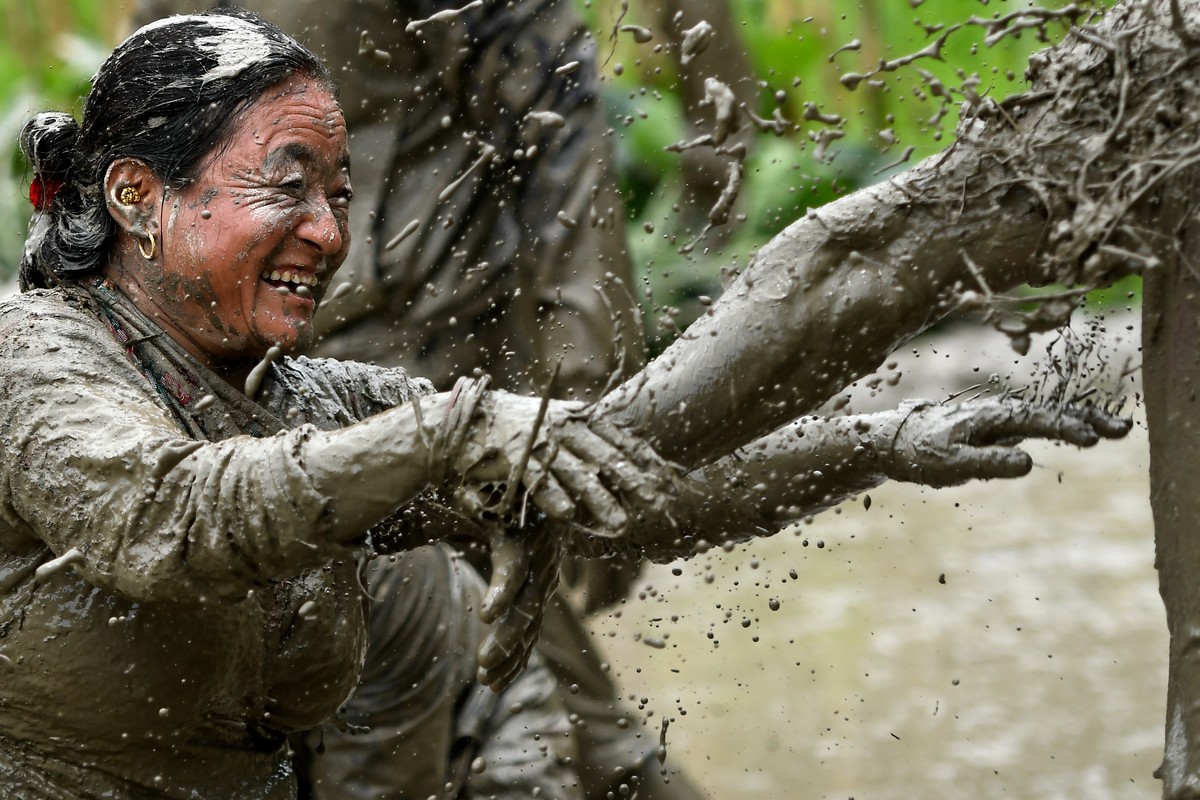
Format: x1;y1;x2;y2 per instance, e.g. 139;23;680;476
271;141;351;173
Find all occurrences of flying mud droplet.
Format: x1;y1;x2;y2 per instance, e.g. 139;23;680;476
829;39;863;62
438;144;496;202
873;145;916;176
194;394;216;412
701;78;740;145
384;219;421;251
620;24;653;44
525;110;566;129
35;548;85;582
405;0;484;34
555;60;580;75
557;211;578;229
244;345;282;400
803;102;843;127
657;716;670;764
680;21;714;65
357;31;391;64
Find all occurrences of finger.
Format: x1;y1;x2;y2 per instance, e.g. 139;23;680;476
477;596;542;688
477;625;517;677
478;632;536;692
584;417;676;472
455;444;506;483
477;600;536;671
452;484;495;521
478;596;538;671
949;445;1033;482
521;457;576;521
1074;403;1134;439
970;404;1099;448
480;531;529;624
484;595;545;687
547;447;628;534
480;530;559;652
558;422;672;508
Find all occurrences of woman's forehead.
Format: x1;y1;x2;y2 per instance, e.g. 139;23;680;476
224;79;348;168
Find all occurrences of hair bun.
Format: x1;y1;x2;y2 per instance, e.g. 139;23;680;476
20;112;80;181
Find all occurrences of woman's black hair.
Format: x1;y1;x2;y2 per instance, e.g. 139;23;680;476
18;7;335;290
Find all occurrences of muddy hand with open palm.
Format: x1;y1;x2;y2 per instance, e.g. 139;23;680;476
881;397;1132;488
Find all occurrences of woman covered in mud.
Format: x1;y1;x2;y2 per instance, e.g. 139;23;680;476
0;10;1130;800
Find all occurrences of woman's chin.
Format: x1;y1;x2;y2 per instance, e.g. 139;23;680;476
242;326;311;363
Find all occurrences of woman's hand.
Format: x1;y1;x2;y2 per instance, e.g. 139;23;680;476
433;378;679;538
473;522;562;691
418;377;677;689
881;398;1132;488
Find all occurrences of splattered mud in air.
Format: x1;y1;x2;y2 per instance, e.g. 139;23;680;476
589;317;1161;799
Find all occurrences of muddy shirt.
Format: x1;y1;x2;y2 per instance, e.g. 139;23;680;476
300;551;580;800
0;288;429;799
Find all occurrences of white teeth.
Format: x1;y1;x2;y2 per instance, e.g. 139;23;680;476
260;269;317;288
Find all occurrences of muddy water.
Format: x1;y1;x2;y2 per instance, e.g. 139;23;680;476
587;318;1163;799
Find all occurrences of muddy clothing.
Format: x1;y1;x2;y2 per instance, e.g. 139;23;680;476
299;553;578;800
0;286;570;799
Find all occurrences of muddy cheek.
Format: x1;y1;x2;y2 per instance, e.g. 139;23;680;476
173;274;239;338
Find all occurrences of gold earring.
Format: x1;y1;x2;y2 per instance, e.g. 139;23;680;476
138;232;157;260
119;186;141;205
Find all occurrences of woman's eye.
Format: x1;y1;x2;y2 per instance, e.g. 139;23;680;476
278;177;306;193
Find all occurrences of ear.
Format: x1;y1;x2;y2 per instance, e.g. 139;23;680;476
104;158;165;237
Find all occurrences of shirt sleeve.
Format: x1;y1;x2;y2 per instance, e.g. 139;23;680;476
0;294;354;603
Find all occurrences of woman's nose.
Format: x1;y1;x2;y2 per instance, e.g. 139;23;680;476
296;197;345;257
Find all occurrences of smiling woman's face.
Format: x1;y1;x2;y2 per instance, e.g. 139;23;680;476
150;74;352;368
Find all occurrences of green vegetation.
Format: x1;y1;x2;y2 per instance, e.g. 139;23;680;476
0;0;120;280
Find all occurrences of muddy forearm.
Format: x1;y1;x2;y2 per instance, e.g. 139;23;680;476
599;140;1046;468
616;412;901;562
303;393;451;540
